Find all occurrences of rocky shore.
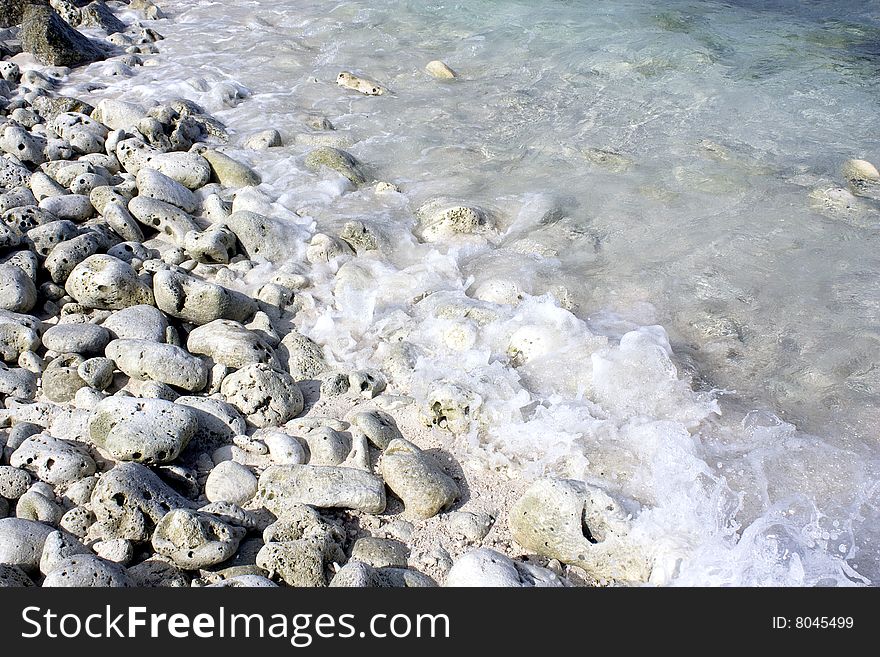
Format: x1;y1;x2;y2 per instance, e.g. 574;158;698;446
0;0;654;588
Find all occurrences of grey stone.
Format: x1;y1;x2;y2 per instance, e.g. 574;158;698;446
350;410;403;449
42;321;110;354
105;338;208;391
351;537;409;568
60;474;98;506
136;168;198;213
175;395;246;455
77;356;114;389
447;511;495;542
224;210;302;263
256;505;345;587
257;464;386;514
304;146;367;186
150;151;212;190
202;149;261;188
28;172;68;202
0;365;38;399
79;1;125;34
41;353;88;402
0;517;55;572
151;508;245;570
44;233;105;283
0;320;42;362
0;465;32;499
0;264;37;313
349;368;386;399
243;129;282;150
106;240;155;264
445;548;567;587
101;304;168;342
59;505;95;538
93;538;134;564
39;194;94;222
205;460;257;506
48;112;107;155
415;199;490;241
127;559;189;587
379;438;459;519
329;561;436;588
89;462;192;542
0;564;34;587
306;233;353;264
27;219;79;257
10;434;96;486
88;395;198;464
38;529;90;576
0;126;46;165
65;254;154;310
206;575;276;587
183;225;236;264
153;268;257;325
298;427;348;466
258;428;306;465
186;319;278;370
220;363;303;428
0;156;31;188
508;477;649;583
278;330;326;380
43;554;134;587
16;488;63;523
129;196;200;245
102;201;144;242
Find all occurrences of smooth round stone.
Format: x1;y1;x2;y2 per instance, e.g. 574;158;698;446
43;554;134;587
101;304;168;342
88;396;199;465
105;338;208;392
0;518;55;572
0;264;37;313
42;322;111;355
205;460;258;506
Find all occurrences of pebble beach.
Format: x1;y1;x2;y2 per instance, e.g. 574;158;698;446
0;0;877;588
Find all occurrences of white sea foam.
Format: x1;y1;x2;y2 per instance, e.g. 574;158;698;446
55;0;880;585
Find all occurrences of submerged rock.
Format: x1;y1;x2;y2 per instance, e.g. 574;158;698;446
304;147;368;186
336;71;385;96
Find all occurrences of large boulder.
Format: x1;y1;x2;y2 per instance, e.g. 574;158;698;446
0;1;47;29
20;4;105;67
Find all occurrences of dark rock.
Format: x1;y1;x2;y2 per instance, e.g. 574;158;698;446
79;2;125;34
30;94;94;120
0;1;47;30
20;4;105;67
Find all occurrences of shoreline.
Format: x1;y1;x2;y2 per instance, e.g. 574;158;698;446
0;1;872;588
0;0;597;588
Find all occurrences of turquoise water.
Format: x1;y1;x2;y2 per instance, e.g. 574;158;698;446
69;0;880;584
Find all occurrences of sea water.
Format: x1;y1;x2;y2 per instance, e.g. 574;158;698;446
66;0;880;585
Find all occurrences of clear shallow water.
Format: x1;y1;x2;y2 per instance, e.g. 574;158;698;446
69;0;880;584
